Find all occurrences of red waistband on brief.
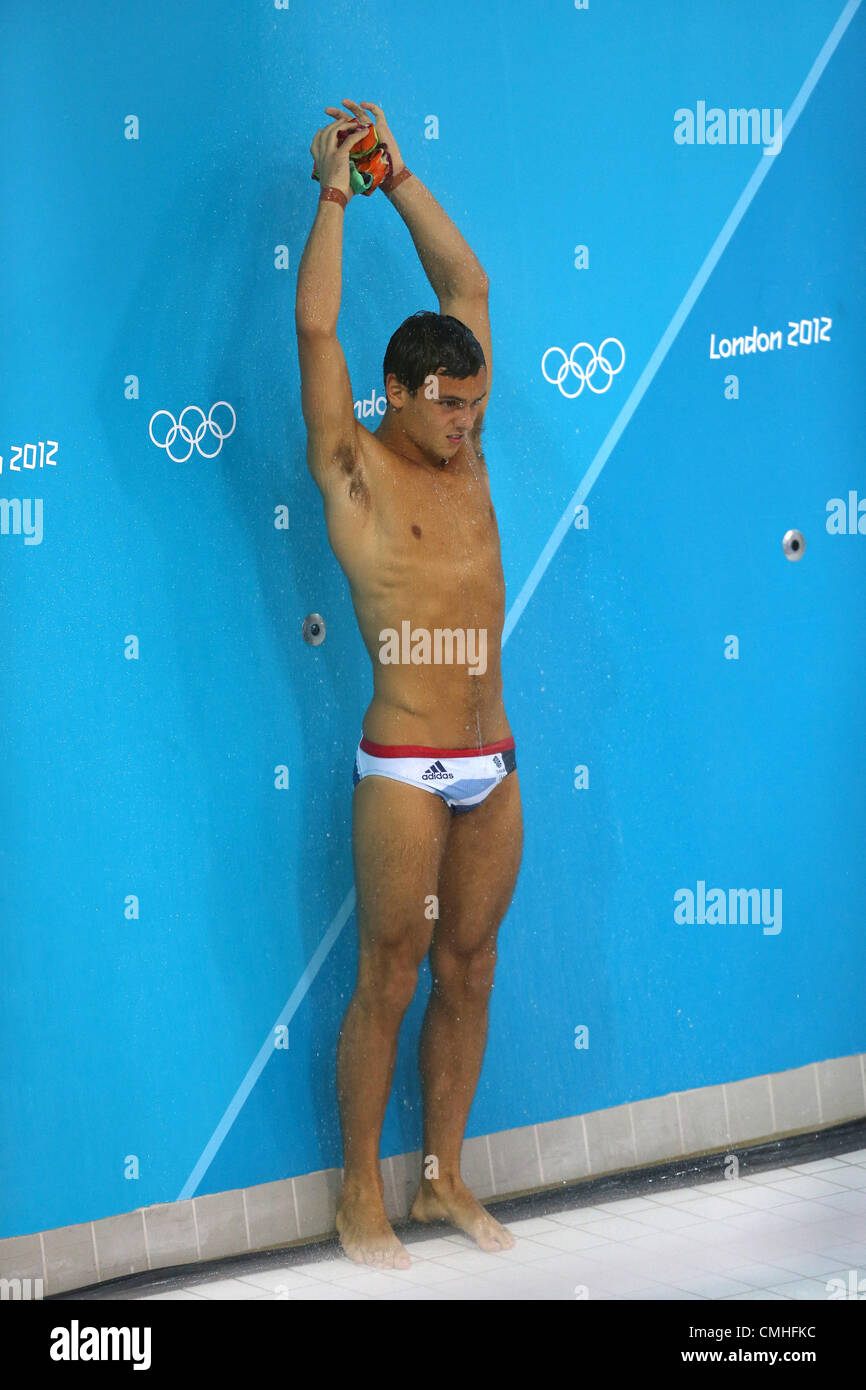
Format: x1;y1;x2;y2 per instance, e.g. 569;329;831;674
359;735;516;759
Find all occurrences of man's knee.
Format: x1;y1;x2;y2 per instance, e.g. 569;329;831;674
431;943;497;1003
358;945;421;1016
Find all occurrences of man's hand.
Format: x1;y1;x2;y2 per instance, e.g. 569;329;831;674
310;113;368;200
324;99;406;183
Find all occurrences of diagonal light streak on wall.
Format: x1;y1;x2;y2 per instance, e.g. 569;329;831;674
178;0;861;1202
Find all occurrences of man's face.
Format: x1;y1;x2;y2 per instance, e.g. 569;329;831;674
387;366;487;459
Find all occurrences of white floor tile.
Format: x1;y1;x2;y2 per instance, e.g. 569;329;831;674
234;1266;327;1293
140;1289;210;1300
723;1288;790;1299
811;1223;866;1256
431;1248;511;1275
517;1249;603;1279
790;1157;854;1174
687;1179;742;1195
626;1285;705;1299
816;1189;866;1215
333;1268;417;1296
434;1274;508;1300
719;1184;801;1210
502;1215;567;1236
769;1250;854;1277
815;1166;866;1190
579;1265;663;1296
482;1262;576;1297
722;1210;812;1240
709;1239;799;1270
768;1198;846;1225
490;1235;568;1263
628;1229;720;1259
819;1241;866;1265
765;1277;837;1299
399;1235;473;1258
676;1224;768;1255
626;1205;709;1231
725;1260;809;1287
284;1284;374;1300
741;1167;812;1185
548;1204;621;1226
189;1276;280;1300
375;1284;454;1300
775;1227;856;1256
655;1241;754;1274
668;1271;757;1298
286;1256;363;1283
527;1252;647;1296
385;1258;470;1285
525;1224;614;1252
640;1186;702;1205
771;1175;848;1199
569;1215;660;1241
592;1196;658;1215
439;1230;489;1248
676;1194;761;1219
821;1264;866;1286
576;1241;666;1272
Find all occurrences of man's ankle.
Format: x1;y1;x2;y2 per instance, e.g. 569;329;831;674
339;1172;385;1201
422;1168;461;1191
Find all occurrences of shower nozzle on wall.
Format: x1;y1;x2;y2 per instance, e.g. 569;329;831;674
782;530;806;561
302;613;326;645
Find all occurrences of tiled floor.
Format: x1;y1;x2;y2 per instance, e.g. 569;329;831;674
136;1148;866;1301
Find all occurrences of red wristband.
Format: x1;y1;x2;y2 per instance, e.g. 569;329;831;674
381;165;413;195
319;186;347;209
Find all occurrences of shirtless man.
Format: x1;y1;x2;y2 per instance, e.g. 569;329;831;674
295;100;523;1270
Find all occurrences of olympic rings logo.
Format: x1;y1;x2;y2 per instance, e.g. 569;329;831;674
541;339;626;397
148;402;236;461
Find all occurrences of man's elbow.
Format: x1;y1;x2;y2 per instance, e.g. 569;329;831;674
295;319;337;339
463;269;489;297
462;272;489;303
295;292;338;337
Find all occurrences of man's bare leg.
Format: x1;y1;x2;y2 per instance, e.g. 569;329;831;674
411;769;523;1250
336;773;451;1268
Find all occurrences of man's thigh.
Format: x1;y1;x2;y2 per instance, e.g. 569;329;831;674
352;774;452;965
433;770;524;958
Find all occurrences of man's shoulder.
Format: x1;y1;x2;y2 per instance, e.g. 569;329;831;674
318;417;397;519
353;418;411;483
354;418;383;458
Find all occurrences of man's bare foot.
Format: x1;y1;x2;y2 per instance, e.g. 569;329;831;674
336;1187;411;1269
410;1175;516;1252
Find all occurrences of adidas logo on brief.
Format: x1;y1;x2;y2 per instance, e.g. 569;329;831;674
422;759;454;782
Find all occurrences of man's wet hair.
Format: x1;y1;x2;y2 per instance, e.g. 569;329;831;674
382;310;485;395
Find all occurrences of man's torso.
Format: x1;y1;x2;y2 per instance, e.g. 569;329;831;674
320;422;511;749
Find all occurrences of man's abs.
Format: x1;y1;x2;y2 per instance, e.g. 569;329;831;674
354;549;510;748
362;667;510;749
326;427;512;749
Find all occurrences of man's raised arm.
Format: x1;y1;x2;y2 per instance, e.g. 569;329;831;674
386;168;492;406
336;100;493;433
295;113;368;495
335;101;488;298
